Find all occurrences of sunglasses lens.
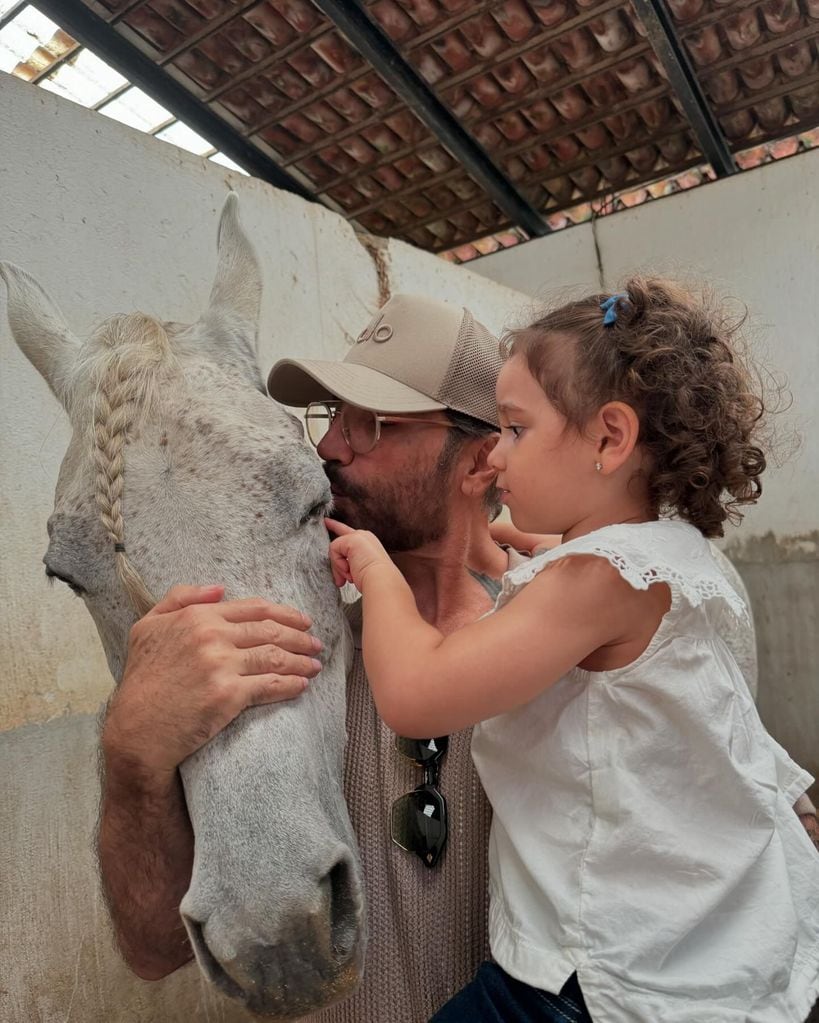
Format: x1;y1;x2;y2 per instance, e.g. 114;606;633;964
391;785;448;869
395;735;449;766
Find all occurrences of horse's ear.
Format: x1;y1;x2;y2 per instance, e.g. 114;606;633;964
195;192;263;384
1;262;80;406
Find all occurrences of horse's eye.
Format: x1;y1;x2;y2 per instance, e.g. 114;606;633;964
44;564;86;596
299;495;330;526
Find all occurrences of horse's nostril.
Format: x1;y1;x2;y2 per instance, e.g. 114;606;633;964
183;916;245;1001
325;855;360;963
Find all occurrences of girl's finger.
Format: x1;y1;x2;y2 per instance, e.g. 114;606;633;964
325;517;355;537
328;548;347;588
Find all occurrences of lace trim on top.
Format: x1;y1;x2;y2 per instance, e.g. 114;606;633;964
497;520;750;627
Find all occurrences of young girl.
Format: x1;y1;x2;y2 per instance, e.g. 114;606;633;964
326;278;819;1023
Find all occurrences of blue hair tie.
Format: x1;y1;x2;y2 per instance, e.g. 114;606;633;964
600;292;629;326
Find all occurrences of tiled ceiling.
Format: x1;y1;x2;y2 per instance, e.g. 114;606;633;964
6;0;819;256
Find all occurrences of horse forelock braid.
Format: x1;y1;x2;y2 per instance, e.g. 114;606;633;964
89;314;170;616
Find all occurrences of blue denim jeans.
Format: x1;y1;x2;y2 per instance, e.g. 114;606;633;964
430;962;593;1023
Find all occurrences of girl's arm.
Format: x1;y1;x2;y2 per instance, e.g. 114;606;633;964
327;520;640;737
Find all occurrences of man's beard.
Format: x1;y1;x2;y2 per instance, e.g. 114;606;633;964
323;456;454;552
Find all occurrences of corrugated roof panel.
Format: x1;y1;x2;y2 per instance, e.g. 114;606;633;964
0;6;72;77
39;47;126;106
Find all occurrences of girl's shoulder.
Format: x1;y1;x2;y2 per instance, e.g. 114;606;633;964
497;520;750;625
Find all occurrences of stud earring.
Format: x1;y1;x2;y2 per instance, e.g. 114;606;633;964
594;461;603;472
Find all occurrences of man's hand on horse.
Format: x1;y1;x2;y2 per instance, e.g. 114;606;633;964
102;585;323;780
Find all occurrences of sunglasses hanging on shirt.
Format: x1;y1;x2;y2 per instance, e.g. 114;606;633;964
390;735;449;869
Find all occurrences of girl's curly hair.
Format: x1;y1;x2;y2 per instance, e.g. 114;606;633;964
505;276;775;538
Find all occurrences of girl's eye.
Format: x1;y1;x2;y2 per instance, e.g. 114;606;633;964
503;424;524;438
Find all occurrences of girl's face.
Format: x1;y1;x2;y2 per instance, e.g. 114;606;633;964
489;354;601;536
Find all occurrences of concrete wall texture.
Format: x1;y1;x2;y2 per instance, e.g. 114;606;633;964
0;72;529;1022
475;149;819;802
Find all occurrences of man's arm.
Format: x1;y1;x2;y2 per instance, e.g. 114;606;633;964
97;585;323;978
98;750;195;978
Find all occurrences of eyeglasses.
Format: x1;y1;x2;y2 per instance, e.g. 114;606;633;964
304;401;456;455
390;735;449;869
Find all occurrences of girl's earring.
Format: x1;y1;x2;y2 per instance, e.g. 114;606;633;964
594;461;603;473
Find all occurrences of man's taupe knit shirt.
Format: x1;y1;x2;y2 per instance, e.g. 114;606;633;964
307;552;525;1023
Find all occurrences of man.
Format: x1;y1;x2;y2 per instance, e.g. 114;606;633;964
99;294;526;1021
99;294;819;1021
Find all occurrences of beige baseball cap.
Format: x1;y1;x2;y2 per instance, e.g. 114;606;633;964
267;293;504;427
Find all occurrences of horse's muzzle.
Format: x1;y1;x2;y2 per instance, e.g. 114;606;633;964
182;848;366;1019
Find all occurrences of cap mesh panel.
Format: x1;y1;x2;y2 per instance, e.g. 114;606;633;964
437;311;504;426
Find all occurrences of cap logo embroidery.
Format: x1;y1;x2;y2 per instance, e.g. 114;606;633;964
356;312;393;344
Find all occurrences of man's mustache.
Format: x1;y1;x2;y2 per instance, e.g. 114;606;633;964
323;462;366;500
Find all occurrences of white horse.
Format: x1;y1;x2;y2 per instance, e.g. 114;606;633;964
1;195;365;1018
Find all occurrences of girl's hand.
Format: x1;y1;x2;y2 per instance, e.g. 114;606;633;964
325;518;393;591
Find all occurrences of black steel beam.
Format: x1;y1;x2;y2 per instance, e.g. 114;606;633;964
632;0;737;176
311;0;551;238
30;0;319;203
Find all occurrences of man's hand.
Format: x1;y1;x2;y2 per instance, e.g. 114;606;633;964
325;518;395;591
799;813;819;853
103;584;323;779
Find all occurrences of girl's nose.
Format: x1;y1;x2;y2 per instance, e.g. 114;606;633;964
487;438;506;471
317;414;353;465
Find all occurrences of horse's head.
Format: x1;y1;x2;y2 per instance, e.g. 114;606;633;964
1;195;365;1017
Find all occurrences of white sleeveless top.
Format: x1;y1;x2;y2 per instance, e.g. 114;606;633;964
471;521;819;1022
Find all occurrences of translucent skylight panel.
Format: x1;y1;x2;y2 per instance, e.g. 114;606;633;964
0;0;24;19
98;85;171;131
209;152;248;175
0;6;61;73
40;48;126;107
155;120;214;156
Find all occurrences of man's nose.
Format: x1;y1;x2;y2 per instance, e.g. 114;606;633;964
316;415;353;465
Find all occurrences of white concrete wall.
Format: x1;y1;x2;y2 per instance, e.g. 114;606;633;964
0;71;529;1022
475;152;819;796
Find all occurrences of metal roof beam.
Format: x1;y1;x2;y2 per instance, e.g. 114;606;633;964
631;0;737;177
311;0;551;238
30;0;320;203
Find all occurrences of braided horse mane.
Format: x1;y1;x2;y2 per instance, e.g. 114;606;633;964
72;312;177;616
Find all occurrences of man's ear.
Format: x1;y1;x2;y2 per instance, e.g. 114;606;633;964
593;401;640;474
461;433;500;500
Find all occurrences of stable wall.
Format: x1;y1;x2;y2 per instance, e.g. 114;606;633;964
0;71;529;1023
475;151;819;798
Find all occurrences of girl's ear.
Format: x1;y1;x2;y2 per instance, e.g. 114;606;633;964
461;433;500;500
594;401;641;473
